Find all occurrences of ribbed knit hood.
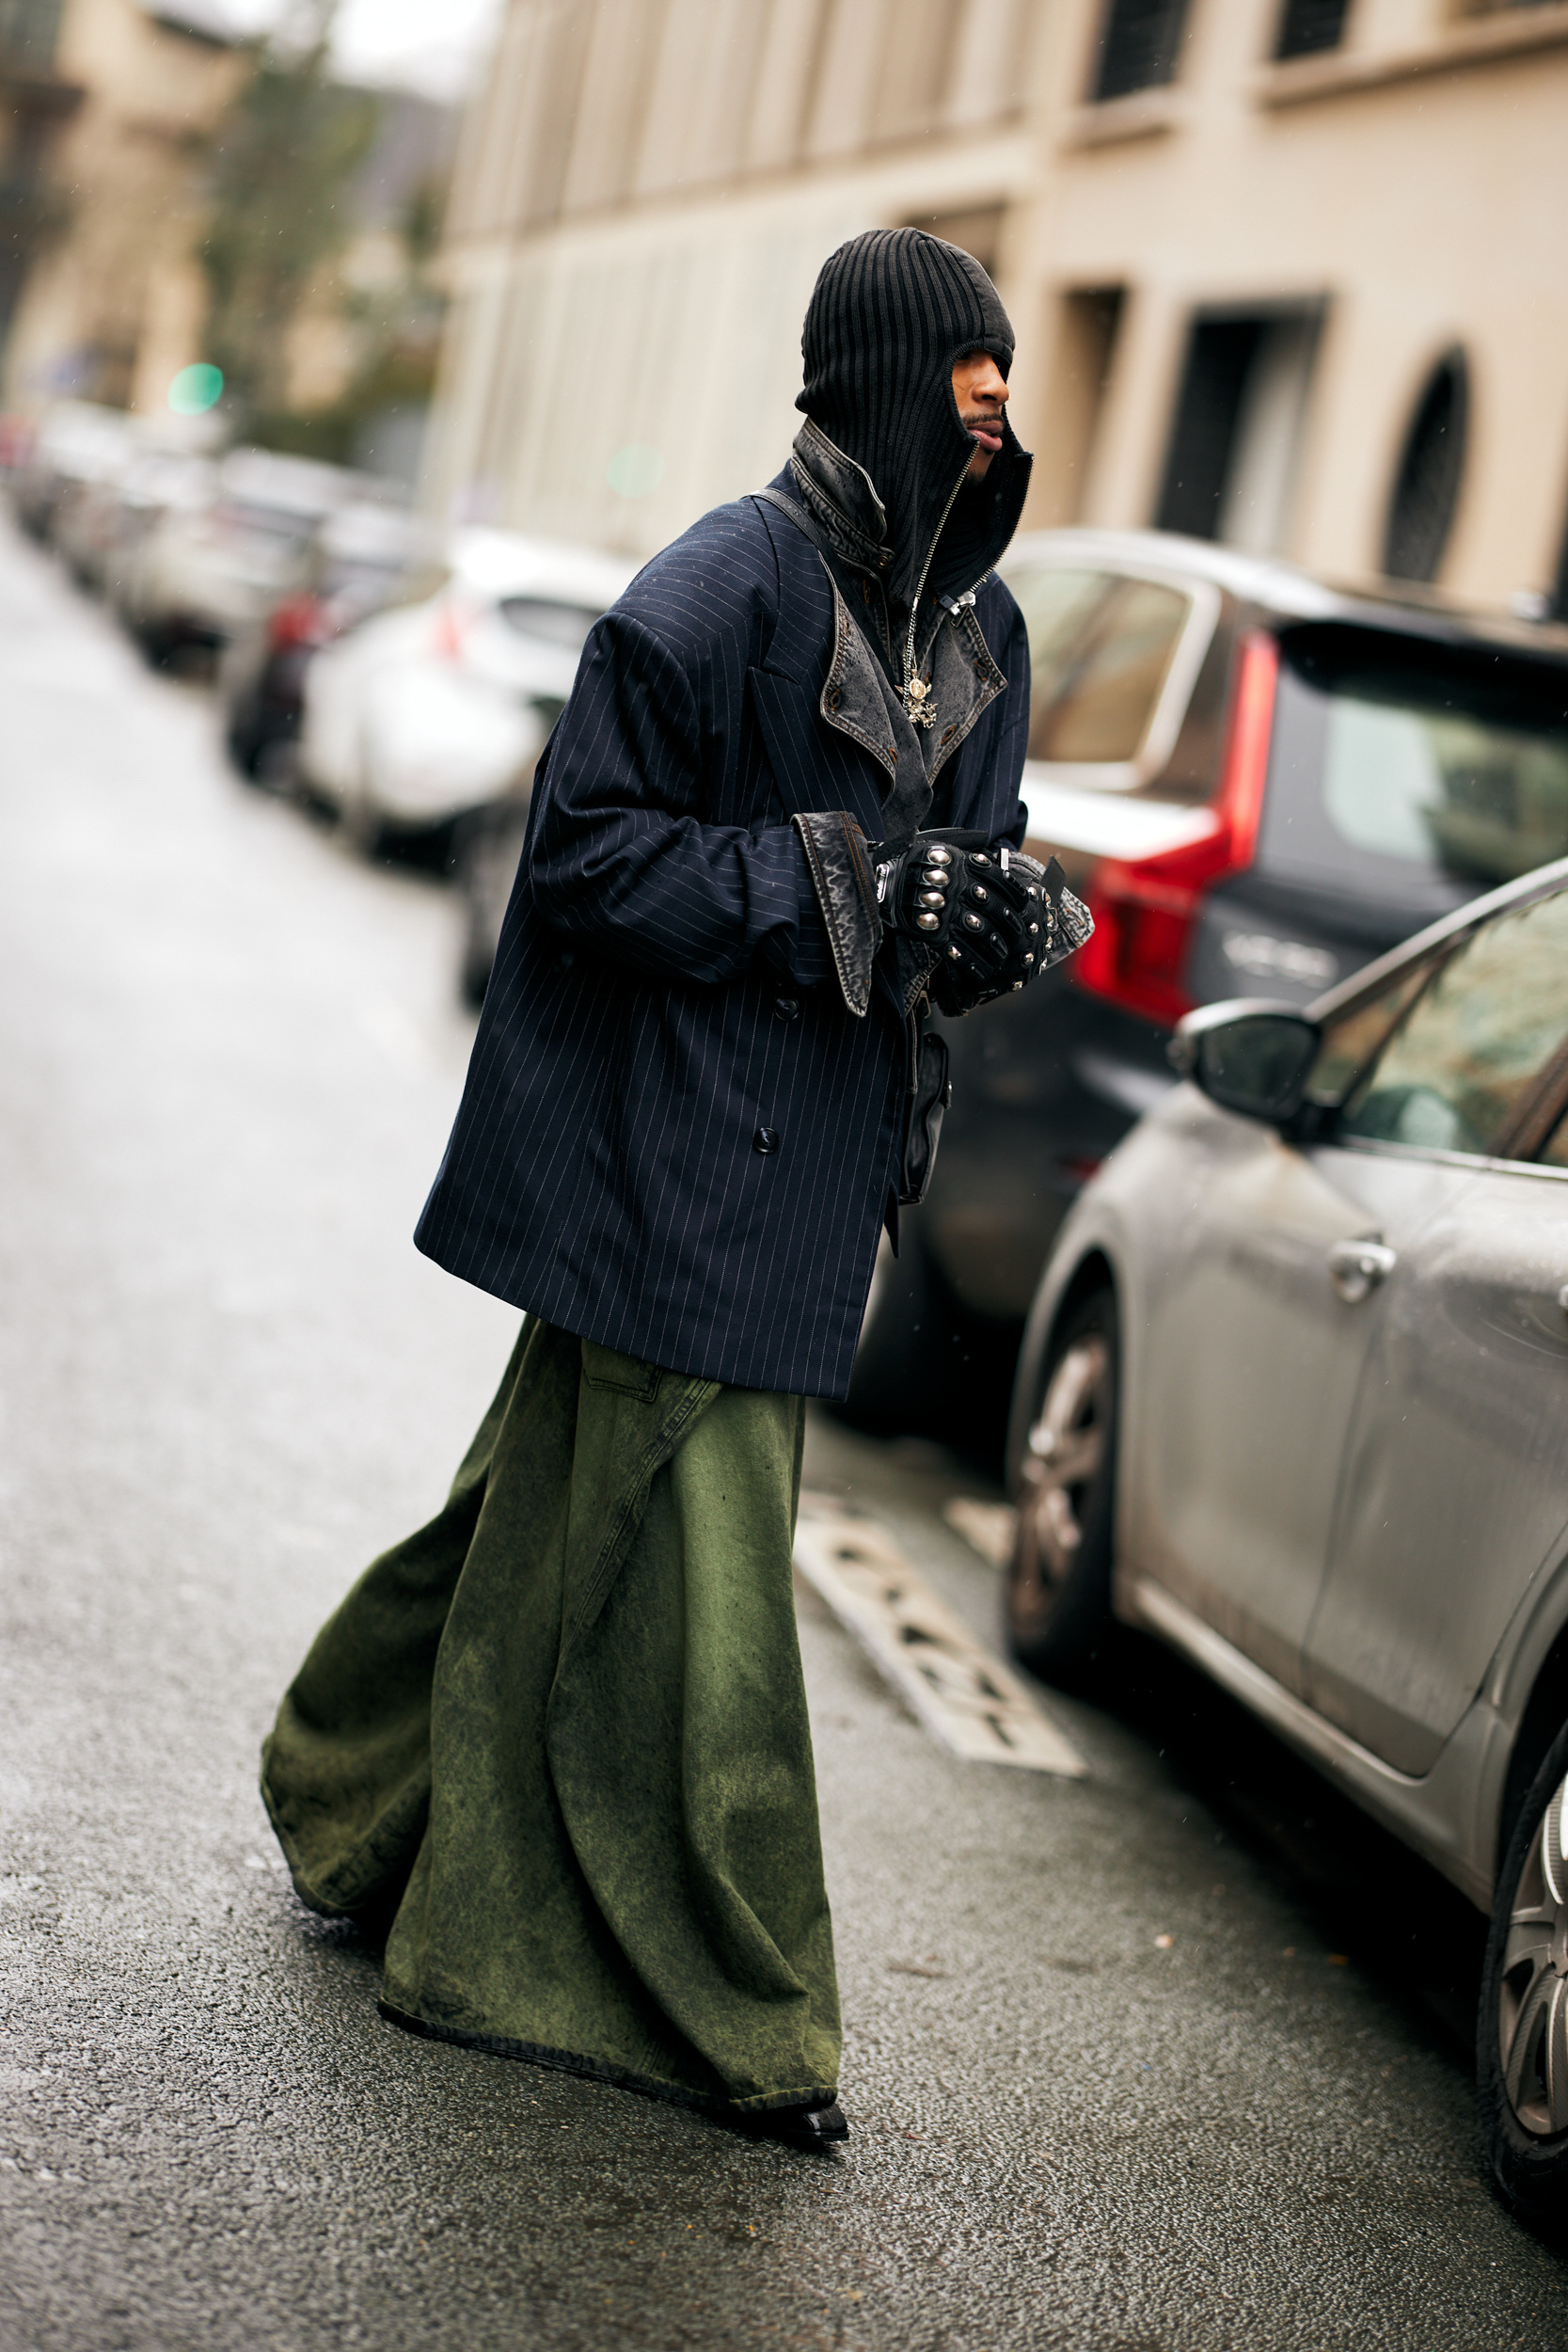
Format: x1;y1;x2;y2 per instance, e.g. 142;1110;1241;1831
795;228;1031;614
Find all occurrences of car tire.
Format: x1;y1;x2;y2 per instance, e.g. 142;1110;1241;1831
1005;1288;1118;1677
340;795;385;861
1478;1720;1568;2239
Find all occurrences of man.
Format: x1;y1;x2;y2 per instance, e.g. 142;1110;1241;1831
261;230;1089;2150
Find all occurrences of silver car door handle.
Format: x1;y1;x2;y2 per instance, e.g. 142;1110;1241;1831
1327;1238;1397;1304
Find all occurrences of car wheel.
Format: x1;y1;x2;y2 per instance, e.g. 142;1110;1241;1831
1478;1721;1568;2238
340;794;385;861
1005;1289;1117;1677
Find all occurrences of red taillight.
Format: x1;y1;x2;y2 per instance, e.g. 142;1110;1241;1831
434;599;467;662
1072;629;1279;1026
267;593;326;651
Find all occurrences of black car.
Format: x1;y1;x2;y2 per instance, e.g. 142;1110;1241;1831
844;527;1568;1447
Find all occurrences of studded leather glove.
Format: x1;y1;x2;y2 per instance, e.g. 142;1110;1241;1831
874;829;1094;1015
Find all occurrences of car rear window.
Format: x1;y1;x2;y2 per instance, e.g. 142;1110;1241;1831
498;596;601;653
1259;624;1568;906
1005;565;1192;770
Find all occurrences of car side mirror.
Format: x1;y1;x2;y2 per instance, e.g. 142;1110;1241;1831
1168;1001;1322;1126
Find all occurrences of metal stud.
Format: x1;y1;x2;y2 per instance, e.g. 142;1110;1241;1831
916;912;940;931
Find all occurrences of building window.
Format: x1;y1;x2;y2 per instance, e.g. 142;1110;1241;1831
1156;307;1323;554
1089;0;1191;103
903;205;1006;278
1274;0;1351;60
1032;286;1125;526
0;0;62;69
1383;349;1469;583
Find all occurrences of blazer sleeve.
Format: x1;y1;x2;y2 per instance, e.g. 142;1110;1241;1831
527;609;835;990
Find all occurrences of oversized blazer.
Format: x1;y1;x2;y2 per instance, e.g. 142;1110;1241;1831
414;487;1030;1399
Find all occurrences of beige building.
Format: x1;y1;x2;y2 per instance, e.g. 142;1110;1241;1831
427;0;1568;612
1;0;245;418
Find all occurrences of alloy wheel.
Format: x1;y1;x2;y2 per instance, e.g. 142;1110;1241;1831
1498;1774;1568;2139
1008;1332;1109;1645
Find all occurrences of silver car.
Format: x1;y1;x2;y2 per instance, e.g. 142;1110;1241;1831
1007;855;1568;2229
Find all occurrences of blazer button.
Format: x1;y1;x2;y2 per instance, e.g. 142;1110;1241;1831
752;1125;780;1155
773;995;800;1021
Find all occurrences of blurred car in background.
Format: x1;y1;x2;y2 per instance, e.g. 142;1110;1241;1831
299;528;636;857
62;446;217;602
1004;862;1568;2226
221;501;439;786
11;401;134;545
119;447;373;666
451;794;537;1008
843;528;1568;1449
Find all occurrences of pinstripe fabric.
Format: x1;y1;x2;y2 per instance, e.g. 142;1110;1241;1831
414;488;1029;1399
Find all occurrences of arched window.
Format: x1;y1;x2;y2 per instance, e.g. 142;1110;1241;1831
1383;348;1470;583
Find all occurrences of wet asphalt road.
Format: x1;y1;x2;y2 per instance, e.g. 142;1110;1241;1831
2;514;1567;2351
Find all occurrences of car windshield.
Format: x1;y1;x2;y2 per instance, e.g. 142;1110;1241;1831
497;596;601;653
1260;625;1568;903
1005;565;1192;772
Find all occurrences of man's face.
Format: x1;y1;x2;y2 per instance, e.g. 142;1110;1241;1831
952;348;1009;480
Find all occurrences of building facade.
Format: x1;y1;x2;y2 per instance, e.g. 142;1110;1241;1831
426;0;1568;612
0;0;245;417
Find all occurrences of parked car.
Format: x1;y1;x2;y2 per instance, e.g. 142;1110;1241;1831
1006;859;1568;2226
844;529;1568;1446
119;447;368;665
298;528;636;853
451;793;535;1007
11;401;134;546
60;445;217;602
220;501;438;787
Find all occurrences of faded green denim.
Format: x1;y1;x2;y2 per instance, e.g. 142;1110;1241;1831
260;1320;841;2114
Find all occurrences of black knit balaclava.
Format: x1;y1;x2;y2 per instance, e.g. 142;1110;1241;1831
796;228;1031;610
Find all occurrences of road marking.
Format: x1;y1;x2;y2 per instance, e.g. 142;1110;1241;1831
794;1495;1086;1776
942;1496;1017;1568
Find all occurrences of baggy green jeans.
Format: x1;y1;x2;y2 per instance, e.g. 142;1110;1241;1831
260;1320;841;2115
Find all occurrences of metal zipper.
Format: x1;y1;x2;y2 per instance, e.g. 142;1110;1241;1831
900;456;974;722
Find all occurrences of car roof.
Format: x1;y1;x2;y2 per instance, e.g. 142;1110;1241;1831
449;528;641;608
1002;527;1568;669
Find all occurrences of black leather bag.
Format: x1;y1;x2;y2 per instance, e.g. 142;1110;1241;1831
899;1027;952;1206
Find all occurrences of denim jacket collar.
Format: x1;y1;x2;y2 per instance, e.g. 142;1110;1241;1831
786;421;894;581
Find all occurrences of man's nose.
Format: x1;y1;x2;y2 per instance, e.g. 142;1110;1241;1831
977;358;1007;405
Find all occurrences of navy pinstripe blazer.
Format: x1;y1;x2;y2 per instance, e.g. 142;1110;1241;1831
414;490;1029;1399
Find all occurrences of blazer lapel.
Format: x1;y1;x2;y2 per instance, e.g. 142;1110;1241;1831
749;668;887;839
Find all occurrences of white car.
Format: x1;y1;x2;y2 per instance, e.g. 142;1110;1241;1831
119;448;367;660
1008;858;1568;2229
298;529;638;844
